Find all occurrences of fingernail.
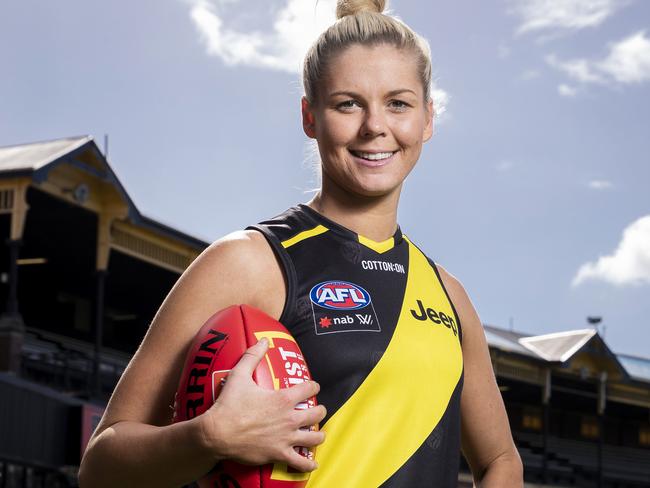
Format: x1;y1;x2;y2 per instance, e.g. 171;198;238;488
259;337;268;346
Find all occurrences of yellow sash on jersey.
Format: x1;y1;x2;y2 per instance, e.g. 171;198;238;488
304;237;463;487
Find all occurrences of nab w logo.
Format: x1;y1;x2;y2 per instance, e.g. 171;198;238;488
310;281;380;334
356;314;373;325
309;281;371;310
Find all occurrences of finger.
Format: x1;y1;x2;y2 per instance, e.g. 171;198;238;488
292;429;326;448
284;448;318;472
230;338;269;378
294;404;327;427
284;379;320;405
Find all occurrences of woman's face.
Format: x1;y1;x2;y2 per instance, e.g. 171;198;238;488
302;43;433;199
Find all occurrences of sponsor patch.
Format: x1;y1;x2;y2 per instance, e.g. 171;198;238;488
309;281;371;310
309;280;380;334
410;299;458;337
361;259;406;274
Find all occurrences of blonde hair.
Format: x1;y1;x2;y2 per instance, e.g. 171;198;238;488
303;0;433;104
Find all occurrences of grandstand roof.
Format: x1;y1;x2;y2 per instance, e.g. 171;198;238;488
0;136;90;173
617;354;650;383
0;136;210;249
519;329;597;362
484;324;650;384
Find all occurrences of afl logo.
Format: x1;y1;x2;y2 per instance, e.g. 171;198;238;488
309;281;371;310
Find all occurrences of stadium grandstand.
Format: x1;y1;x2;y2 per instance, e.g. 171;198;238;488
0;136;649;488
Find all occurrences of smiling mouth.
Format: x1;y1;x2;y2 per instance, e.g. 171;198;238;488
349;150;397;161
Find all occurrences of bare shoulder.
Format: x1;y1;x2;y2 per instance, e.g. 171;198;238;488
434;264;465;302
435;268;522;480
155;229;284;325
434;263;481;335
200;229;275;275
93;229;284;433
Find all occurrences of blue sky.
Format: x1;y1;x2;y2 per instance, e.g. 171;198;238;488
1;0;649;357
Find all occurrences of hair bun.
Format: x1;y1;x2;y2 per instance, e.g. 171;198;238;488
336;0;386;19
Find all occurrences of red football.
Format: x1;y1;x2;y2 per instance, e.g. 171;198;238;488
172;304;317;488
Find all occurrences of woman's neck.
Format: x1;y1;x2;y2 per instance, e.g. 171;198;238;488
306;175;402;242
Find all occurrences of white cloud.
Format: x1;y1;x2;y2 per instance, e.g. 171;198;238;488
547;31;650;86
546;54;606;83
599;30;650;83
558;83;578;96
588;179;613;189
510;0;629;36
187;0;451;120
572;215;650;286
188;0;336;73
431;84;450;121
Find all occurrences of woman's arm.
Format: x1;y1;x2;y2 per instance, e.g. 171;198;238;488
437;266;524;488
78;231;326;488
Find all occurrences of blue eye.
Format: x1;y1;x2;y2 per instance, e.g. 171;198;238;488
389;100;410;111
337;100;360;110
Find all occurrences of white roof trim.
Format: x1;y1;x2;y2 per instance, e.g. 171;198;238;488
518;329;598;362
0;135;92;172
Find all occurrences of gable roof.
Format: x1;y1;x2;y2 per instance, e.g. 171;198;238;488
0;136;91;174
483;325;534;356
484;324;649;384
519;329;598;362
0;136;209;249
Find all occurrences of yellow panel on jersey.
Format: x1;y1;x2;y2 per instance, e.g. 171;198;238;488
358;234;395;254
281;225;329;249
305;237;463;487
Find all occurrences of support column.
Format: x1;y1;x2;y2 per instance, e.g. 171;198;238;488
92;212;113;397
542;368;551;484
0;182;29;374
0;239;25;373
597;371;607;488
3;238;23;319
93;270;107;396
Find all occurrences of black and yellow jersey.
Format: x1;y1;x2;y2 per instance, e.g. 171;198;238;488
247;204;464;488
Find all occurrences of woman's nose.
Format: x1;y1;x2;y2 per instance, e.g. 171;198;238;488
360;106;387;138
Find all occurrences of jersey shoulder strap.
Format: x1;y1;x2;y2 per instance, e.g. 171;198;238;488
403;235;464;345
245;205;322;324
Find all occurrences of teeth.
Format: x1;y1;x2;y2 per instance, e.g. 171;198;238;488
354;151;394;161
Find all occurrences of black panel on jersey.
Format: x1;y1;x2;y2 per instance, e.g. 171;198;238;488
380;374;464;487
249;204;409;425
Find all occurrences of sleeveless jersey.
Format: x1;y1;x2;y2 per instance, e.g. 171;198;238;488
247;204;464;488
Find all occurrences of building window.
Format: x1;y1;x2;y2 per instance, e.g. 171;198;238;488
640;426;650;446
581;416;599;439
522;408;542;431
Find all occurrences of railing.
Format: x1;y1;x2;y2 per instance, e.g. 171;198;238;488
0;457;74;488
20;327;128;400
513;431;650;486
602;444;650;484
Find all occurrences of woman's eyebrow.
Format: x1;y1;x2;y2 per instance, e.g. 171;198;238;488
386;89;417;97
328;90;360;98
328;88;417;98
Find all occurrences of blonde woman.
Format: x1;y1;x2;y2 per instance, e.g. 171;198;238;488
79;1;523;486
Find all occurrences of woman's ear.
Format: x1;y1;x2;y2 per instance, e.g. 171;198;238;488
423;99;434;142
301;96;317;139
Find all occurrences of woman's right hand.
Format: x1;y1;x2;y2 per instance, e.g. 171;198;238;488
198;338;327;472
